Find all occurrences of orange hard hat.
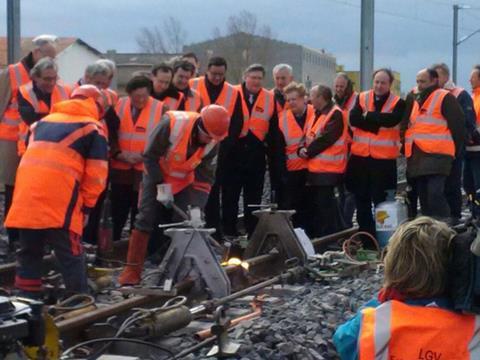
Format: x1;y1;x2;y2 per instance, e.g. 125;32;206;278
200;105;230;141
71;85;107;115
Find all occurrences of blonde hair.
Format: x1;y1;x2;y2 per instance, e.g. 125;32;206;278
283;82;306;97
384;216;454;298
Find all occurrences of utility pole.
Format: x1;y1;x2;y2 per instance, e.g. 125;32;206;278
452;4;459;83
7;0;21;65
360;0;374;91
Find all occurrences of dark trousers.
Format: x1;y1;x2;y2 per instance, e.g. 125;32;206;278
307;185;337;238
337;183;356;228
406;177;418;219
16;228;87;298
4;184;19;244
279;170;309;230
415;175;450;219
83;189;106;245
222;164;265;237
464;155;480;218
110;183;138;241
444;156;463;219
204;181;221;237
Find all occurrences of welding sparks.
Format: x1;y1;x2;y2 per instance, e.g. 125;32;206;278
221;257;250;271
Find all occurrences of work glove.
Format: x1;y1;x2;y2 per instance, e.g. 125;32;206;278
156;183;174;207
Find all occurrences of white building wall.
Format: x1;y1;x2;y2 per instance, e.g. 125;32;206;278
56;42;102;84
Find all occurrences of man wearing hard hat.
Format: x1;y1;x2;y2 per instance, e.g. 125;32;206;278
119;105;231;285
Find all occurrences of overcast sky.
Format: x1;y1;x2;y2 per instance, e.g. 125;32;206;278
1;0;480;92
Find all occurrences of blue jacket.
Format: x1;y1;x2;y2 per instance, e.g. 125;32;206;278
333;295;452;360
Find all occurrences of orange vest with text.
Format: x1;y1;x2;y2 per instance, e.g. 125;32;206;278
159;111;216;195
351;90;401;159
405;88;454;158
111;96;164;171
237;86;275;141
17;82;70;155
0;62;30;141
359;300;480;360
306;104;348;174
278;104;315;171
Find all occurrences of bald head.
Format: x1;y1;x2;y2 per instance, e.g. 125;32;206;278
309;84;333;111
416;68;439;92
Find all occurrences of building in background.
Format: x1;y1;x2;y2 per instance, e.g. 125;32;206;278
337;65;402;96
184;32;336;88
0;37;103;84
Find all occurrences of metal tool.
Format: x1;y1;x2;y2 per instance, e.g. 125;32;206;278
206;306;241;358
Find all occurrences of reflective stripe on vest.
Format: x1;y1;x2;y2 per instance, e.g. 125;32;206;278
0;63;30;141
405;89;454;158
350;90;400;159
164;95;183;111
306;105;348;174
279;104;314;171
359;301;480;360
111;97;163;171
184;89;202;112
239;87;274;141
190;77;236;116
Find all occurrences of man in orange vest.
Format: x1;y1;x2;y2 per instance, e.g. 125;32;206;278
334;216;480;359
274;82;312;230
17;57;70;155
465;65;480;218
433;63;476;223
222;64;277;236
171;60;203;112
272;63;294;114
189;57;244;238
334;72;357;228
346;68;405;236
118;105;230;285
5;85;108;298
151;63;183;111
405;68;464;219
298;85;348;237
0;35;58;248
110;75;166;242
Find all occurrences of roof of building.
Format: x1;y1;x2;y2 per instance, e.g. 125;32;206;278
0;37;102;67
105;51;180;66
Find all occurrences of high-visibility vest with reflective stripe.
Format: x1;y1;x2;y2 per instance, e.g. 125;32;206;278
359;300;480;360
159;111;216;195
163;95;183;111
278;104;315;171
405;88;454;158
237;86;275;141
0;62;30;141
338;92;358;144
184;88;203;112
111;96;164;171
17;82;70;155
305;104;348;174
189;77;237;116
351;90;401;159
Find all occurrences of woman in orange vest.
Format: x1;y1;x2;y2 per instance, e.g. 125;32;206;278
274;82;313;230
299;85;348;237
110;75;165;242
118;105;230;285
346;68;405;237
334;216;480;359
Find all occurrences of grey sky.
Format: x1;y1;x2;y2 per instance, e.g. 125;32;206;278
1;0;480;92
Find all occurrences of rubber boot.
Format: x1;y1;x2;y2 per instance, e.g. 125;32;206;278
118;229;150;285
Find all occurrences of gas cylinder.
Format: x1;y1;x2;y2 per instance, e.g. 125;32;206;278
375;195;408;248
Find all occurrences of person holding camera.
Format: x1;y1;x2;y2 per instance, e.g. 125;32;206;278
333;216;480;359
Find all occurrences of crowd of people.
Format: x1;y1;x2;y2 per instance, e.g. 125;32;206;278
0;34;479;297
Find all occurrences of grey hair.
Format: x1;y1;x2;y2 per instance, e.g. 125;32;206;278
96;59;116;75
85;62;110;78
30;57;57;78
273;63;293;75
32;34;58;49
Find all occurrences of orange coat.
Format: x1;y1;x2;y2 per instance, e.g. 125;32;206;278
5;98;108;235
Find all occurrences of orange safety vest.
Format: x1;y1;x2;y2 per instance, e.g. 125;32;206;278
405;88;455;158
237;86;275;141
278;104;315;171
351;90;401;160
17;82;70;155
105;88;119;108
0;62;30;141
472;88;480;127
189;77;237;116
359;300;480;360
272;89;289;115
305;104;348;174
110;96;164;171
184;88;203;112
342;92;358;113
163;94;184;111
159;111;216;195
